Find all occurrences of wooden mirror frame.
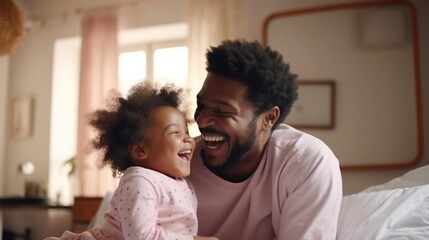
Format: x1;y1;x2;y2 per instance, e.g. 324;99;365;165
262;0;423;170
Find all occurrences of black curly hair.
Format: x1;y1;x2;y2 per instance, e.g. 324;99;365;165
87;82;187;175
205;39;298;129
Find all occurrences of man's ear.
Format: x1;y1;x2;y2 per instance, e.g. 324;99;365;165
262;106;280;130
129;143;148;160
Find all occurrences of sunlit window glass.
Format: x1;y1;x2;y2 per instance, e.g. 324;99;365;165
119;51;146;95
153;46;188;87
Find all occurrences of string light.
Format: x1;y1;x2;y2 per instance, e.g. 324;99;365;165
24;0;156;29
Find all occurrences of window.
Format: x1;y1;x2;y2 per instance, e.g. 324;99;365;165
153;45;188;87
118;41;188;96
118;50;146;94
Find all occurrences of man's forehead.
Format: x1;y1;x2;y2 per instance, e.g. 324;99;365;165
200;73;247;95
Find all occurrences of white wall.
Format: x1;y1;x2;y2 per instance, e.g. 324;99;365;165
268;5;417;167
0;56;9;196
340;0;429;193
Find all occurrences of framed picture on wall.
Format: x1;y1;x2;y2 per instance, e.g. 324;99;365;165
10;95;34;139
285;80;336;129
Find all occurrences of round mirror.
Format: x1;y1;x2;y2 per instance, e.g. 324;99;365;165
262;0;423;169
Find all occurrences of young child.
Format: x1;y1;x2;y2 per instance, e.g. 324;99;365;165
46;82;218;240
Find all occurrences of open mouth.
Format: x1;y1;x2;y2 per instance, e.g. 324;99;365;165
201;134;226;150
178;149;192;161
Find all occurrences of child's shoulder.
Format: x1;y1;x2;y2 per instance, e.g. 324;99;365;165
118;166;188;193
122;166;182;184
123;166;165;179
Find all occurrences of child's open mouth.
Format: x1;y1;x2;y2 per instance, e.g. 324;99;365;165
178;149;192;161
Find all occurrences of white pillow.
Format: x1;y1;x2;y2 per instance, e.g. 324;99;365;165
87;191;113;229
363;165;429;193
338;184;429;240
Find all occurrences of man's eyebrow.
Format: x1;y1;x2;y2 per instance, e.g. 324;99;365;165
213;99;236;110
197;95;238;112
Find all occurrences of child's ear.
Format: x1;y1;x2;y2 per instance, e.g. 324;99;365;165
129;143;148;160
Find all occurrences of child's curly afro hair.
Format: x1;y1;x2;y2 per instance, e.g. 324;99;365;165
87;82;187;174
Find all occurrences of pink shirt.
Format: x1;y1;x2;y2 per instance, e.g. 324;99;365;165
51;167;198;240
188;124;343;240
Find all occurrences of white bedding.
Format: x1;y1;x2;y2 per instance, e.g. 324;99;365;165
338;165;429;240
77;166;429;239
363;165;429;192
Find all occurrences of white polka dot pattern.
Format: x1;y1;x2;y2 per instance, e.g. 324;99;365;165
46;167;197;240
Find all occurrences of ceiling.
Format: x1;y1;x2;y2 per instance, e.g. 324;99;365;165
15;0;140;19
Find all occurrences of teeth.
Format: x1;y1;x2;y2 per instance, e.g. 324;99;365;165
201;135;225;142
179;149;191;155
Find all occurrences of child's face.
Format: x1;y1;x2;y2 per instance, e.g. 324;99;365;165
139;106;195;178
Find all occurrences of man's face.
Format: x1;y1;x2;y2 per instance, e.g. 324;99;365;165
194;73;264;178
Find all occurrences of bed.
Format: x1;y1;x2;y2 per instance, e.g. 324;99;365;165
84;166;429;239
337;165;429;240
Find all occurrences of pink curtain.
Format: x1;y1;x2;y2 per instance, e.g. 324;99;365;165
76;8;118;196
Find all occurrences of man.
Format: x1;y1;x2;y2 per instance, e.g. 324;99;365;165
188;39;342;240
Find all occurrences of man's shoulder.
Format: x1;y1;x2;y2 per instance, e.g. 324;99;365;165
270;124;308;147
267;124;338;170
270;123;328;150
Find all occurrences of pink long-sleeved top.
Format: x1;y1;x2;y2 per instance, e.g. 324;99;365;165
49;167;198;240
188;124;343;240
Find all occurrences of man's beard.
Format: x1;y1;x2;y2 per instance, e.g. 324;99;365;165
207;116;257;172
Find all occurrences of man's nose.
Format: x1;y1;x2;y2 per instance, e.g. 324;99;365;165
195;109;214;128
